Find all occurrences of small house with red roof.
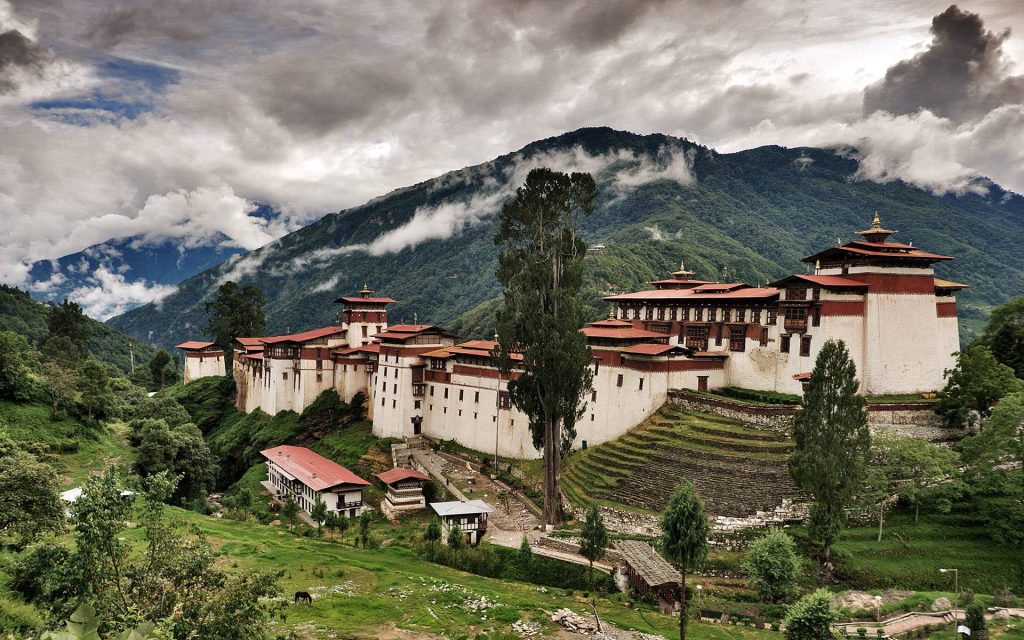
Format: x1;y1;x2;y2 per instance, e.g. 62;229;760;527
261;445;369;518
375;467;431;517
175;341;225;383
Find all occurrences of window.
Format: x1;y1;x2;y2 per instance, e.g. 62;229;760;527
282;372;288;380
459;389;464;401
694;307;704;321
316;359;323;370
812;307;821;327
362;326;368;337
316;373;323;382
638;378;644;390
685;325;709;351
393;383;397;394
752;309;762;324
645;307;653;320
381;379;386;390
760;327;769;346
593;361;600;375
709;308;717;322
780;335;791;353
616;374;624;387
392;400;397;409
800;335;812;357
729;325;746;352
444;388;449;399
787;286;807;301
737;308;746;322
414;400;421;409
715;327;723;347
812;287;821;301
657;307;665;320
669;307;677;321
499;391;511;409
430;385;435;396
381;397;386;407
768;309;778;325
458;410;462;416
721;308;730;322
681;307;690;322
474;391;479;403
591;390;597;402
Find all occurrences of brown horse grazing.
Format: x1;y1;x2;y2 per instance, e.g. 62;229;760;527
294;591;313;605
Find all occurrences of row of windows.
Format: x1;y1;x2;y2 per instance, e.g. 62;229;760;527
779;334;813;356
620;306;778;325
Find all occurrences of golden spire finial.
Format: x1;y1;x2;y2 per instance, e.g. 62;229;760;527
608;305;615;319
815;259;821;273
413;311;418;325
872;210;881;229
493;329;499;342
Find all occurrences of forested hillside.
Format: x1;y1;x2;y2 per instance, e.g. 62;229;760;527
109;127;1024;348
0;284;155;373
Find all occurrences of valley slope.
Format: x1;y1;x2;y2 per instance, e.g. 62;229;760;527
108;127;1024;348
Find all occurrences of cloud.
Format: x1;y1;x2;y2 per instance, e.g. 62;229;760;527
864;5;1024;123
64;265;176;320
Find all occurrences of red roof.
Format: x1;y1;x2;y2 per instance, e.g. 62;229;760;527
235;337;264;347
691;282;747;292
175;341;216;350
588;318;634;328
581;327;669;340
650;278;713;286
373;325;451;342
261;326;343;345
769;274;869;289
244;352;264;360
793;371;813;381
605;287;779;302
376;467;430;484
260;445;368;491
802;244;951;264
334;296;397;305
620;343;690;356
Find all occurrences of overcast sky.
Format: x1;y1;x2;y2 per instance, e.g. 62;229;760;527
1;0;1022;306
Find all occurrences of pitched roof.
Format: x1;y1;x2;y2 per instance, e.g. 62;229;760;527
430;500;494;517
620;343;691;356
587;318;634;328
175;341;217;350
376;467;430;484
235;337;264;347
581;327;672;340
934;278;969;290
605;287;779;302
768;274;869;289
260;445;368;490
261;326;343;345
802;244;951;264
613;540;681;588
334;295;397;304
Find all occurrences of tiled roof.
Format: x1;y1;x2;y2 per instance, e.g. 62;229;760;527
235;337;264;347
934;278;969;290
587;318;634;328
581;327;673;340
768;274;869;289
430;500;494;517
605;288;779;302
261;326;344;345
614;540;680;588
175;341;216;350
620;343;690;356
260;445;368;491
376;467;430;484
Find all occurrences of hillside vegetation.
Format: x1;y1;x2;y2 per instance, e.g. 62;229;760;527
108;127;1024;349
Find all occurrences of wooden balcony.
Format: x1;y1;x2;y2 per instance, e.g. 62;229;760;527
784;318;808;334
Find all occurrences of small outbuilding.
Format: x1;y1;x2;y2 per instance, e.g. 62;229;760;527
175;341;226;383
429;499;493;546
376;467;430;518
613;540;681;611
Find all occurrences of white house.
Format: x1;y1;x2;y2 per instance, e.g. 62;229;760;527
261;445;369;518
430;499;493;546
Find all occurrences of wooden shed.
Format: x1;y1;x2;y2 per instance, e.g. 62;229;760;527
614;540;681;610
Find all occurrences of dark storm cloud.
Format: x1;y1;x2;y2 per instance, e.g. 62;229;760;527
863;4;1024;122
83;0;237;49
0;28;48;93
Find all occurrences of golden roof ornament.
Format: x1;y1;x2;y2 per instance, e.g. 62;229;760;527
855;211;898;243
671;260;695;279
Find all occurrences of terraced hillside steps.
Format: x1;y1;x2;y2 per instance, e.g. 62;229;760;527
563;404;804;518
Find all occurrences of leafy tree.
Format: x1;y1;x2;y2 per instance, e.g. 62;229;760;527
337;512;350;542
44;361;78;419
41;334;84;368
357;512;371;548
980;295;1024;379
281;495;300;530
204;281;266;357
147;350;172;389
660;481;710;640
493;168;598;528
965;602;988;640
516;535;533;577
789;339;871;567
76;360;113;422
46;300;88;358
0;451;65;544
0;330;39;401
578;505;609;589
424;517;442;543
743;528;801;603
936;345;1022;428
960;391;1024;586
324;511;340;539
311;496;327;537
783;589;838;640
870;432;961;525
68;469;281;638
447;523;465;549
133;419;216;505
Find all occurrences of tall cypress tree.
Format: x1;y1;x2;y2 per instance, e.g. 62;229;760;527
494;167;597;528
788;338;871;567
204;281;266;367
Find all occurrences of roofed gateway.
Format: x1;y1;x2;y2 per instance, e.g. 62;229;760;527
183;213;963;463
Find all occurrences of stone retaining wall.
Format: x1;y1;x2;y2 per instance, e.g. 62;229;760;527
536;536;623;564
668;390;964;442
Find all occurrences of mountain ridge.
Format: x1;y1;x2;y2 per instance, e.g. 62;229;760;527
107;126;1024;349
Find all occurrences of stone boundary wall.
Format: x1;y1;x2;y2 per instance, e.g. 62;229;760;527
667;390;966;442
536;536;623;564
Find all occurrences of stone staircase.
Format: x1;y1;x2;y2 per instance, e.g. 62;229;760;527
563;404;804;518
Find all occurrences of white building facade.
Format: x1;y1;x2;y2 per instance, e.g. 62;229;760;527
261;445;369;518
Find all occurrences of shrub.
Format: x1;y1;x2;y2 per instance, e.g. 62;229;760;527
784;589;837;640
965;603;987;640
719;386;802;406
743;527;801;603
993;588;1015;608
0;595;43;635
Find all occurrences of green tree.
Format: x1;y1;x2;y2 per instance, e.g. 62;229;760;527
493;168;598;528
0;451;65;545
324;511;340;539
338;512;350;542
743;528;801;603
357;512;371;548
516;535;533;578
578;505;609;589
281;495;299;530
960;391;1024;587
447;523;465;549
76;360;113;422
936;345;1022;428
0;330;39;401
783;589;838;640
311;496;327;538
660;481;710;640
41;334;85;368
204;281;266;359
424;517;442;543
874;432;961;524
46;300;88;358
44;360;78;419
133;419;216;505
980;295;1024;378
147;350;172;389
789;339;871;567
965;602;988;640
